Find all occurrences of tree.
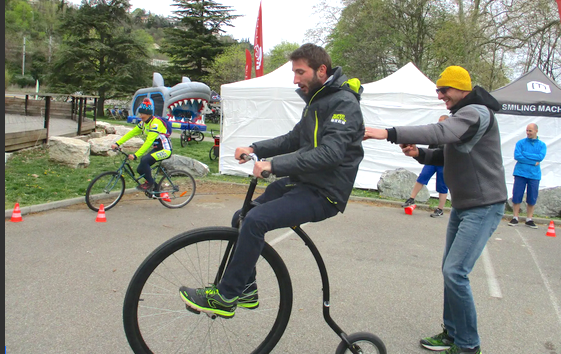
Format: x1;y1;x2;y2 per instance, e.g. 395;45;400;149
265;41;300;73
159;0;240;84
49;0;152;112
205;43;249;91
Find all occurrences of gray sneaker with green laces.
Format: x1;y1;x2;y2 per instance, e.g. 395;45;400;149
420;326;454;351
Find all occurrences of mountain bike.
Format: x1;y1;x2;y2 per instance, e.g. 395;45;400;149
85;148;196;212
209;129;220;160
179;121;205;147
122;153;386;354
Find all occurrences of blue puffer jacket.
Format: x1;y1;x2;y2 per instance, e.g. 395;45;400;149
513;137;547;180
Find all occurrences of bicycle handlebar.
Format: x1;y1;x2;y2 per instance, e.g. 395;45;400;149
240;153;271;178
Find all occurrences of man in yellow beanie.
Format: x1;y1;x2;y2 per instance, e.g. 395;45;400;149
364;66;507;354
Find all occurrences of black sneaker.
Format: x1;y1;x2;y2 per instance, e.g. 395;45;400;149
136;181;153;192
508;218;519;226
238;282;259;309
525;220;538;229
402;198;415;207
179;285;238;318
441;344;481;354
420;325;454;351
430;208;444;217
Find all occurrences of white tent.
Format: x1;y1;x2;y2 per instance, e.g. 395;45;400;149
219;62;449;195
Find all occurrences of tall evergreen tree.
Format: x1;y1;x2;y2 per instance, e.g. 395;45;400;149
160;0;240;83
49;0;152;112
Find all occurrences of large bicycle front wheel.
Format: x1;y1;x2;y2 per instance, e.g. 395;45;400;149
85;171;125;211
123;227;293;354
157;170;196;208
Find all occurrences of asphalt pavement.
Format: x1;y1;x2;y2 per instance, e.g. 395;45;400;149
5;188;561;354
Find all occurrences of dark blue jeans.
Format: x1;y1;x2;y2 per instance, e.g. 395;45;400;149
218;178;340;299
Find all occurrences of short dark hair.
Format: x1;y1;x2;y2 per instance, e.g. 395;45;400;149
289;43;332;75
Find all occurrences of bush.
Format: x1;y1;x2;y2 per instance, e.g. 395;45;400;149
13;74;36;88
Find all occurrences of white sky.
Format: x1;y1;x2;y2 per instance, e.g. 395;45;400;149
66;0;337;54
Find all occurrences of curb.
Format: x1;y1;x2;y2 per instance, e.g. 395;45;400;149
5;185;561;227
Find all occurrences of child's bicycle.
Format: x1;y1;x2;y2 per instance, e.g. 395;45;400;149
122;153;386;354
85;148;196;211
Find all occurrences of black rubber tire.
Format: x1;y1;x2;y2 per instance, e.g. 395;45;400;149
123;227;293;354
335;332;387;354
156;170;196;208
180;130;188;147
209;145;218;160
192;130;204;142
85;171;125;211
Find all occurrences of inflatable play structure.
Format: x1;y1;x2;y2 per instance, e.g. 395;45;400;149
127;73;212;132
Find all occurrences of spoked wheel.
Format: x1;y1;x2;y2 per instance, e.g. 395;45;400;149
335;332;387;354
209;145;219;160
123;227;293;354
156;170;196;208
180;130;189;147
192;129;204;142
85;171;125;211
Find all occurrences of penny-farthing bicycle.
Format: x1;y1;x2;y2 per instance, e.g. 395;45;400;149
123;154;386;354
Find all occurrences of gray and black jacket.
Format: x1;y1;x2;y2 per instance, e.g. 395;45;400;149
251;66;365;212
386;86;507;209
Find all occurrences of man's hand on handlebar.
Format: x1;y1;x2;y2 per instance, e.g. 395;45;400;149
235;147;254;164
254;160;272;179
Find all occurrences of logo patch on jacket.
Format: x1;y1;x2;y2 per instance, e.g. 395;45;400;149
331;114;347;125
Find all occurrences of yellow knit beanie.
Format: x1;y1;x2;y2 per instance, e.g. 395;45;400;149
436;66;472;91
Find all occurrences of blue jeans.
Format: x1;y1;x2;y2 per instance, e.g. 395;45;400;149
218;178;340;299
442;202;504;348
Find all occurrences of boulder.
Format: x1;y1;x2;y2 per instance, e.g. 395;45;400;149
162;155;209;177
377;168;429;202
506;186;561;217
89;134;143;156
48;136;90;168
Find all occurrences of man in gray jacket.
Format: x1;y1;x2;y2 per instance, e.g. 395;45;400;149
180;43;365;318
364;65;507;354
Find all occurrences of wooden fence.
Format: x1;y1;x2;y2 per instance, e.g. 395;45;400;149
5;94;98;152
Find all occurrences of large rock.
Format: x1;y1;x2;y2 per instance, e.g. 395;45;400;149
506;186;561;217
161;155;209;177
377;168;429;202
89;134;143;156
48;136;90;168
114;125;133;136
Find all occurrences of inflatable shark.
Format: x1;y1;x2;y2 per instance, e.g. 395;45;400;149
127;73;212;130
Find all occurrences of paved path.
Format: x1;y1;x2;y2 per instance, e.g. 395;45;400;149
5;190;561;354
5;113;81;136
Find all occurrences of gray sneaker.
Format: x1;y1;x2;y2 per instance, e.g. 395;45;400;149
430;208;444;217
420;325;454;351
525;220;538;229
402;198;415;207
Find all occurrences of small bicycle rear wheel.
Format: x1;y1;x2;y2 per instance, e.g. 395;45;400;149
192;130;204;142
209;145;218;160
85;171;125;211
123;227;293;354
335;332;387;354
157;170;196;208
179;131;188;147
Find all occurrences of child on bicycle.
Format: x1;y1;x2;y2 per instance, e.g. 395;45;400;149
179;43;365;318
111;98;172;192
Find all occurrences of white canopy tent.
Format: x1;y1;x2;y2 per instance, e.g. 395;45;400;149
219;62;449;195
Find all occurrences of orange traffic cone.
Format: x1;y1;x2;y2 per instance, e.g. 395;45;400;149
546;220;556;237
11;203;23;222
96;204;107;223
404;204;416;215
160;192;171;202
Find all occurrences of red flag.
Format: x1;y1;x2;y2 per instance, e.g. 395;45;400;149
557;0;561;21
245;49;252;80
253;1;264;77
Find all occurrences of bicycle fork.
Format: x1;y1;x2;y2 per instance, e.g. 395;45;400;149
291;226;362;354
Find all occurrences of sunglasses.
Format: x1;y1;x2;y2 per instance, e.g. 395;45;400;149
436;86;452;94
